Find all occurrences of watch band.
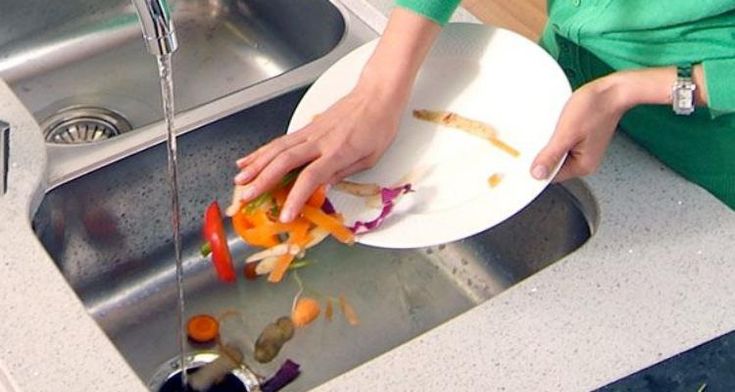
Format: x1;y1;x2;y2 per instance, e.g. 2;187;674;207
677;63;692;79
673;64;696;116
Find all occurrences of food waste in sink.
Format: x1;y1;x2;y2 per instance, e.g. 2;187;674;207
191;170;415;390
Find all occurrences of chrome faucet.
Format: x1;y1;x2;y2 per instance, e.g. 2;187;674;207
131;0;178;56
1;121;9;195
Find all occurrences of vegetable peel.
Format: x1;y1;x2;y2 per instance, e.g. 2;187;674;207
349;184;413;234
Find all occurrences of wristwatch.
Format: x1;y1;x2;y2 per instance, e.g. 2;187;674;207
672;64;696;115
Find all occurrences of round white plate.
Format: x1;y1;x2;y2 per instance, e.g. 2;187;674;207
288;23;571;249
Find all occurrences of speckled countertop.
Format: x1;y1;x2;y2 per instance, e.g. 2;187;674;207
1;2;733;392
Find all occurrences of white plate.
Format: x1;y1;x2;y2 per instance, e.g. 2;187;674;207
288;23;571;249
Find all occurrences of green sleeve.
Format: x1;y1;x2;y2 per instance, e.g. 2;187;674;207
702;58;735;117
395;0;462;26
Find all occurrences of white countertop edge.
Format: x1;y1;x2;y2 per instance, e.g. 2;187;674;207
1;3;733;391
0;79;147;392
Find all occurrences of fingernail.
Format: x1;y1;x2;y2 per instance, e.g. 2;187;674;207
240;185;257;201
234;169;253;184
279;206;295;223
532;165;549;180
236;158;247;167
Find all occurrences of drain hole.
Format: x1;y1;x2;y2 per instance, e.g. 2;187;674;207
159;367;247;392
41;106;132;144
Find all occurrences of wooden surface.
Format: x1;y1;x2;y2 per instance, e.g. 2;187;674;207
461;0;547;41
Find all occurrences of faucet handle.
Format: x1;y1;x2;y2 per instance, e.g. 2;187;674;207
1;121;9;195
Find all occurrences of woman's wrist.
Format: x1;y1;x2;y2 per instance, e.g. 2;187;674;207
353;7;442;108
600;65;709;114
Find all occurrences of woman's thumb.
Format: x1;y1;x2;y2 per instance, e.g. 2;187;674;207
531;136;571;180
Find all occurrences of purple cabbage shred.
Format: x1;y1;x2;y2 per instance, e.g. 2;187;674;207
349;184;413;234
321;197;336;214
261;359;301;392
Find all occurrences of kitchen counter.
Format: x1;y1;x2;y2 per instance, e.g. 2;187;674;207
0;2;733;391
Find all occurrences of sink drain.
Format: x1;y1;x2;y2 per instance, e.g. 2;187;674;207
148;352;261;392
40;106;132;144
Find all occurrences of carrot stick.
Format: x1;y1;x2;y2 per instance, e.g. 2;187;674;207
300;205;355;244
267;253;295;283
306;185;328;208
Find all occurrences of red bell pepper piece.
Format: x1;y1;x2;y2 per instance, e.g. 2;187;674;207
203;201;236;283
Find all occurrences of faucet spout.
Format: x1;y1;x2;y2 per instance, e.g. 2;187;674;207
131;0;178;56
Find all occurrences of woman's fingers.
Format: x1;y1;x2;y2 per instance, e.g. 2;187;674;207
238;142;320;203
234;131;306;183
328;156;376;185
280;158;337;222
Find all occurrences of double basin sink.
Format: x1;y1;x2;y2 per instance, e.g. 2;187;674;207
2;0;597;390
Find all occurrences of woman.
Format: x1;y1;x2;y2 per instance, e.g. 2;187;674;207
234;1;735;221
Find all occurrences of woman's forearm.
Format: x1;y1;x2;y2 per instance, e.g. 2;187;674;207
355;8;442;104
600;65;709;113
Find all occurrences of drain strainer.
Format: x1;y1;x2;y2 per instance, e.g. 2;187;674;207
148;351;262;392
41;106;132;144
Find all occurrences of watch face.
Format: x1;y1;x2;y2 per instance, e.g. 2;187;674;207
675;88;692;104
674;85;694;114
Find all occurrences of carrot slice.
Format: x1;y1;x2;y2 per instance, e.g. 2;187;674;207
291;297;321;327
300;205;355;244
187;314;219;343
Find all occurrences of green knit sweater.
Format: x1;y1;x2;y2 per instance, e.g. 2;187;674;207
396;0;735;209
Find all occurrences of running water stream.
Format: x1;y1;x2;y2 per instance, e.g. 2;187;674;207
156;53;188;389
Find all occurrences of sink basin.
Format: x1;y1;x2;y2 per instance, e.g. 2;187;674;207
32;88;597;390
0;0;376;186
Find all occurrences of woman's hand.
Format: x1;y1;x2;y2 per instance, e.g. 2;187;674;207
531;65;707;182
530;75;629;182
234;81;406;222
234;8;442;222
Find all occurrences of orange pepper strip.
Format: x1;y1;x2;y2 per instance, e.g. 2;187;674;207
272;187;289;209
301;205;355;244
306;185;327;208
231;211;253;241
241;231;279;248
248;209;272;226
241;223;290;248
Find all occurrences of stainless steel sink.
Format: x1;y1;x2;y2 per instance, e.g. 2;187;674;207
32;88;597;391
0;0;377;186
16;0;596;389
